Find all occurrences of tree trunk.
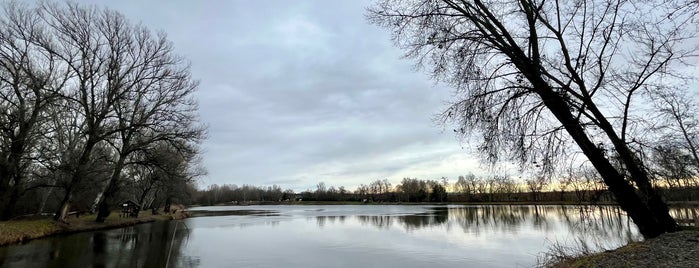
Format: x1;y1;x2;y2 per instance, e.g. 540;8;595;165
138;184;153;209
54;138;98;222
36;187;54;215
163;196;172;213
54;189;72;222
95;156;126;222
0;186;20;220
0;144;24;220
95;178;119;222
90;189;105;214
0;167;12;220
596;117;678;234
532;80;678;238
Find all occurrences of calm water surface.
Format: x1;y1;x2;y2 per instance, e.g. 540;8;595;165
3;204;694;267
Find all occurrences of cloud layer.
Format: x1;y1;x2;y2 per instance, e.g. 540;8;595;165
71;0;488;191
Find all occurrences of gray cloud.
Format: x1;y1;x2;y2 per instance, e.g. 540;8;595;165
68;0;488;191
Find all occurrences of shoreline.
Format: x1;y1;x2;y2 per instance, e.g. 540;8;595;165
0;208;188;247
546;228;699;267
200;200;698;207
2;202;696;250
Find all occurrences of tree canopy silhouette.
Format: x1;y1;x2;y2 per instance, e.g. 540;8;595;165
368;0;699;238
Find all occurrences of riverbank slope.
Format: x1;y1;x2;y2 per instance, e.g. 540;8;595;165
0;207;188;246
546;229;699;267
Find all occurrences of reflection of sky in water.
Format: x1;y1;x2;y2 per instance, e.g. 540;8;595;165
1;205;695;268
178;205;645;267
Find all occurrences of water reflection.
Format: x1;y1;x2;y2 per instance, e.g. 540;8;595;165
0;220;192;268
0;205;697;268
349;206;613;230
351;205;643;249
671;206;699;226
315;215;347;228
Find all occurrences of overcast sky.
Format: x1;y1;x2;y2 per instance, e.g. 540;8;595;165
67;0;491;191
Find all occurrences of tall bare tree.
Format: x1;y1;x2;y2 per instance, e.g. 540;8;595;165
653;90;699;172
0;2;67;219
131;141;202;215
9;1;205;221
0;1;204;221
85;11;203;222
28;2;132;221
368;0;698;237
651;145;695;188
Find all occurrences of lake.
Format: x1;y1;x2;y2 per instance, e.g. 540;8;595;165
2;204;695;267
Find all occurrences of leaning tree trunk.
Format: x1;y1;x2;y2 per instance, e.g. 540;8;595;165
95;178;120;222
54;139;98;222
36;187;54;215
95;156;126;222
601;126;678;233
531;78;678;238
54;189;72;222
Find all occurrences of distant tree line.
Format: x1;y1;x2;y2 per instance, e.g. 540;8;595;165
195;184;293;206
0;2;204;221
196;167;698;205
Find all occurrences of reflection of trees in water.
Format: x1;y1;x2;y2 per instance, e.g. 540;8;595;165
399;207;449;231
469;205;642;252
0;221;196;267
47;233;94;267
449;205;536;234
353;207;449;231
356;215;393;229
350;205;644;248
0;231;96;267
105;221;195;267
560;206;640;249
448;205;640;246
669;207;699;226
314;215;347;228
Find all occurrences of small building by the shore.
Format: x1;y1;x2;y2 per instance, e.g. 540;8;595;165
121;200;141;218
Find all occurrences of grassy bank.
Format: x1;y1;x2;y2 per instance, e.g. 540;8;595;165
0;208;188;247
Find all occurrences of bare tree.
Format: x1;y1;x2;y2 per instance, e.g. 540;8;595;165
0;1;205;221
0;2;67;219
454;174;475;201
314;181;327;200
23;2;130;221
651;145;696;188
135;141;203;214
381;178;392;196
87;11;203;222
653;90;699;172
368;0;696;237
31;98;84;214
526;176;547;202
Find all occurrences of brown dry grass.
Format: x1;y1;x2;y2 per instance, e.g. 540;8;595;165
0;208;189;246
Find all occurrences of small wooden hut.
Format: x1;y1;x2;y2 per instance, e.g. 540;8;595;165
121;200;141;218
